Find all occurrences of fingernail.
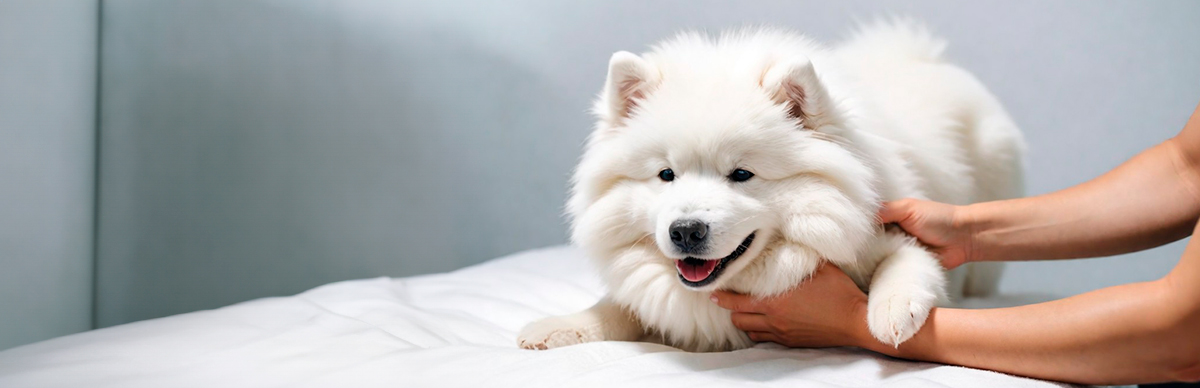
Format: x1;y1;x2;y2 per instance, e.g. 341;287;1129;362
709;295;718;303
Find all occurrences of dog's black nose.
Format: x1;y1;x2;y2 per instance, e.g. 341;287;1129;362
669;219;708;252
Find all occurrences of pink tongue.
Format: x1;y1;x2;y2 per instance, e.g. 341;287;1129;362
676;259;720;282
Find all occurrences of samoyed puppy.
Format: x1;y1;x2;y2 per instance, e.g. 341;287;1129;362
519;22;1025;352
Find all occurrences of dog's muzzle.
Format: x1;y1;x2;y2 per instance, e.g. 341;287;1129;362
675;232;755;288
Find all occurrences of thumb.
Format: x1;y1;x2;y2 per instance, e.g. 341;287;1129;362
710;290;766;313
877;199;913;225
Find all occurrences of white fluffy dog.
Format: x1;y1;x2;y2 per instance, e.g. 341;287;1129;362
519;22;1025;352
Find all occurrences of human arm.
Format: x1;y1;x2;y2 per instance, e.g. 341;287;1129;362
885;103;1200;268
713;241;1200;384
867;236;1200;385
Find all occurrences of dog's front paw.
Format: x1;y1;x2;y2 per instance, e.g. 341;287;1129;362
517;316;598;350
866;288;936;347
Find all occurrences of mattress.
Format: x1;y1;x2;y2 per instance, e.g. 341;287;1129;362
0;246;1066;387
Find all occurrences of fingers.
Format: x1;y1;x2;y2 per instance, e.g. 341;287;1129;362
710;290;768;313
877;198;914;224
747;331;783;344
730;312;770;332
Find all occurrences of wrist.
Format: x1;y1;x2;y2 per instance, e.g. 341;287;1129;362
953;203;986;264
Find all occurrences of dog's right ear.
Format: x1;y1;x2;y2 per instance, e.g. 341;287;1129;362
601;51;660;126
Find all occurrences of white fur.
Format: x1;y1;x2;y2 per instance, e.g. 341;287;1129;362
519;21;1025;352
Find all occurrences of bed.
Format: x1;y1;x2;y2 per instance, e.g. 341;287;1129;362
0;246;1067;387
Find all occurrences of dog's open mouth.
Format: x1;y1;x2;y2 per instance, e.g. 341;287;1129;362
675;233;755;287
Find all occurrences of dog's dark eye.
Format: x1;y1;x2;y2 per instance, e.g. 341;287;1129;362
659;168;675;182
728;169;754;182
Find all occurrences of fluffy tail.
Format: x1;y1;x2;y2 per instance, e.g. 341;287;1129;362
842;18;947;64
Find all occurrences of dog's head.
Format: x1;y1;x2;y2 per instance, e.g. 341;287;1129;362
570;33;880;292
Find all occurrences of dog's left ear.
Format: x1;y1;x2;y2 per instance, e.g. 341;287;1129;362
762;58;837;130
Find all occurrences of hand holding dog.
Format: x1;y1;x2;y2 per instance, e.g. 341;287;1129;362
710;263;872;349
879;199;975;270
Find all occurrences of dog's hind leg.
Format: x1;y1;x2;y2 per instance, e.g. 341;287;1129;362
517;297;643;350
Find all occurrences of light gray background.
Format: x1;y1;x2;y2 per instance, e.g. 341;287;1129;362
3;0;1200;348
0;0;97;350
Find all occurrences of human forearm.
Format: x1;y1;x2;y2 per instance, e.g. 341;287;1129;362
853;220;1200;385
855;278;1200;385
962;137;1200;262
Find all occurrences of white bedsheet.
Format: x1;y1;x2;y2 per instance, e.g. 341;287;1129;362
0;246;1066;387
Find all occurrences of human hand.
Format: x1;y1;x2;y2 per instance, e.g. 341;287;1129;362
879;198;976;269
710;263;871;348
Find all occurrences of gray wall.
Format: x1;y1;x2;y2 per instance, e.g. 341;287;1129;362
90;0;1200;326
0;0;97;349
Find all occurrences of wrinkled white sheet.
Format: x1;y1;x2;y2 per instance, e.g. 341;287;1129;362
0;246;1065;387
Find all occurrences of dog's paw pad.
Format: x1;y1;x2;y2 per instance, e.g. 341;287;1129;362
517;317;594;350
866;292;933;347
